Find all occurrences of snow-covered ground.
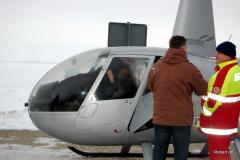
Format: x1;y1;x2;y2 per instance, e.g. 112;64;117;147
0;137;82;160
0;62;57;130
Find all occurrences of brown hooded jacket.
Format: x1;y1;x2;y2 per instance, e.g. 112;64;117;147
147;48;208;126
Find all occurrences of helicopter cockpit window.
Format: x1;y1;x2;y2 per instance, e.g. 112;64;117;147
28;48;110;112
92;57;149;101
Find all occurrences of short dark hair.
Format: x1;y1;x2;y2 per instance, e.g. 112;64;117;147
169;35;187;49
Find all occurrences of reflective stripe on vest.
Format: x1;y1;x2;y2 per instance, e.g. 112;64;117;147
199;123;238;135
208;93;240;103
203;93;240;103
203;106;212;116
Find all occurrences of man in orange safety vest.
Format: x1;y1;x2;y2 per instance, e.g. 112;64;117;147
196;41;240;160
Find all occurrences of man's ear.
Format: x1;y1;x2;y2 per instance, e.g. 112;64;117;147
180;47;185;51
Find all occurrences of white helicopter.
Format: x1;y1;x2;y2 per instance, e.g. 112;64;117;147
26;0;240;159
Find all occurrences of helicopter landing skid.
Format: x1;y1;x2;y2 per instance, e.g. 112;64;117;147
68;146;209;158
68;146;143;157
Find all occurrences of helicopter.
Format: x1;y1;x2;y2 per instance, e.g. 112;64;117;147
26;0;240;159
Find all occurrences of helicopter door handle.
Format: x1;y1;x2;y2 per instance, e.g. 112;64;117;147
125;100;128;103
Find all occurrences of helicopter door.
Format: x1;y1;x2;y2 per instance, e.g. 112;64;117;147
74;55;154;131
128;90;153;133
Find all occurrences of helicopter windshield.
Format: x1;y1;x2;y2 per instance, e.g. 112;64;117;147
28;48;110;112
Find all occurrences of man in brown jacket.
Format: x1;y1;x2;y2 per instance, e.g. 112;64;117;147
147;35;208;160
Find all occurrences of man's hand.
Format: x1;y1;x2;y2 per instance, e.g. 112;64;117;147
107;70;115;83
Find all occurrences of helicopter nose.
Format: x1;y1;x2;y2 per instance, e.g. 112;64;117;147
27;48;111;142
29;109;80;143
28;48;110;113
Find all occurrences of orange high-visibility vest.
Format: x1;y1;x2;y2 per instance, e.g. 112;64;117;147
196;58;240;137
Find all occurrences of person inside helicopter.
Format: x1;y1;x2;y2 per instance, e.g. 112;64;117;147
94;57;137;100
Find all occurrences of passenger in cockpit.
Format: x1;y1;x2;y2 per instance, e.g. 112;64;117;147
96;58;137;100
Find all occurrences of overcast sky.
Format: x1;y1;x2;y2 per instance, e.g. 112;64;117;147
1;0;240;63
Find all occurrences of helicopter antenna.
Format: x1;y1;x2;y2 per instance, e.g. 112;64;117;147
228;35;232;41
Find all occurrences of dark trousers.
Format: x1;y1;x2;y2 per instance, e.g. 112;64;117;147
153;124;191;160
